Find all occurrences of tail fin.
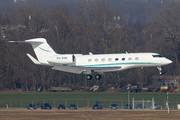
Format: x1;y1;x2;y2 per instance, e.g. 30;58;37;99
25;38;57;62
25;38;56;62
9;38;57;63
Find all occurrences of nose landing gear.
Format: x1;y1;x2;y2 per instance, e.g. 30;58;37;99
157;66;162;74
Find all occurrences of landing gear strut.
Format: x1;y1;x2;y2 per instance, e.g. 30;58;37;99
157;66;162;74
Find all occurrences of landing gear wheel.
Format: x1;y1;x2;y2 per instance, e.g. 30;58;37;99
95;74;101;80
86;74;92;80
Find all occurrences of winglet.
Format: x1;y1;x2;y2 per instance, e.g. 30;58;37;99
27;53;41;65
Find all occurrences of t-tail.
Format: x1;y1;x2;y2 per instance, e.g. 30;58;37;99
9;38;57;64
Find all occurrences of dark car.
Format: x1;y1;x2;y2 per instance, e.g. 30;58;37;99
69;104;77;110
40;102;52;109
136;104;145;109
110;103;118;109
150;103;161;109
124;104;132;109
92;104;102;109
27;103;36;109
57;104;66;109
96;101;101;105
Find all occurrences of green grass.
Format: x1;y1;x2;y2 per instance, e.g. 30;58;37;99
0;92;179;109
0;92;179;100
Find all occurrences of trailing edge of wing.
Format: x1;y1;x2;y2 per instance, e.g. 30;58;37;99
27;53;41;65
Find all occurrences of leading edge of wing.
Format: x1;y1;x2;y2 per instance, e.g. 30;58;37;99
52;66;91;74
52;65;121;74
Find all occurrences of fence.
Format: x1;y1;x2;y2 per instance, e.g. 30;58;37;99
0;99;179;110
133;98;154;109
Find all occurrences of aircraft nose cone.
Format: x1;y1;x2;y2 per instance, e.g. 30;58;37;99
166;59;172;65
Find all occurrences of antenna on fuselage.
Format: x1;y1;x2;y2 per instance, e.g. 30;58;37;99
89;52;93;55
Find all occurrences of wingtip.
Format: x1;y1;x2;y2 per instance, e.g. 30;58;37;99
8;41;26;43
8;41;15;43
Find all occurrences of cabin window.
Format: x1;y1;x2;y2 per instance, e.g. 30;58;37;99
135;57;139;60
128;57;132;61
95;58;98;62
122;58;125;61
108;58;112;61
101;58;105;62
88;59;92;62
115;58;119;61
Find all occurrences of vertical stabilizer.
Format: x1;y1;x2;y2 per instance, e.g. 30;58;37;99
25;38;57;62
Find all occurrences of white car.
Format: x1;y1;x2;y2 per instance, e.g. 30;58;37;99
150;103;161;109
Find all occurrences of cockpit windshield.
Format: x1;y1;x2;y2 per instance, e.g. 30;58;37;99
152;55;163;58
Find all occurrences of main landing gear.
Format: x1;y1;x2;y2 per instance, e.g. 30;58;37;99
86;74;92;80
86;74;101;80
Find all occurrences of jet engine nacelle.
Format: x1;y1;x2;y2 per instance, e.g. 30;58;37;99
47;55;75;64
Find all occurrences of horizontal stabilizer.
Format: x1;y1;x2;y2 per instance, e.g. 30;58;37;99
9;38;57;63
27;53;41;65
8;39;44;43
8;41;26;43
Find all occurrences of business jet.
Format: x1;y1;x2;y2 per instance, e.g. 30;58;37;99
9;38;172;80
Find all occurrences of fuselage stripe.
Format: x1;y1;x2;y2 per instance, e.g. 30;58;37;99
76;62;159;67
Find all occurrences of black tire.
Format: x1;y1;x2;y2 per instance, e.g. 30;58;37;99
86;74;92;80
95;74;101;80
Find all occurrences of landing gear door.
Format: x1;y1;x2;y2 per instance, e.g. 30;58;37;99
72;55;76;62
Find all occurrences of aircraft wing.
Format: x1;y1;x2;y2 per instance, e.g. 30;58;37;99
52;66;121;74
52;66;91;74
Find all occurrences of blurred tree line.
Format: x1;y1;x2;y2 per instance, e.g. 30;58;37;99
0;0;179;91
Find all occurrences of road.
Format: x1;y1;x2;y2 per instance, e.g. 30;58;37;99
0;108;180;120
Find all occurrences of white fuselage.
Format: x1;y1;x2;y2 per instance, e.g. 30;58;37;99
73;53;172;73
47;52;172;74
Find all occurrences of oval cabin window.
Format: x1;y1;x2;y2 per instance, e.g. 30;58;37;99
95;58;98;62
128;57;132;61
135;57;139;60
108;58;112;61
101;58;105;62
88;59;92;62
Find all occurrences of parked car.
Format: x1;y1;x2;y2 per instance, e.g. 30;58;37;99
69;104;77;110
40;102;52;109
96;101;101;105
92;104;102;109
124;104;132;109
110;103;118;109
27;103;36;109
136;104;145;109
150;103;161;109
57;104;66;109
